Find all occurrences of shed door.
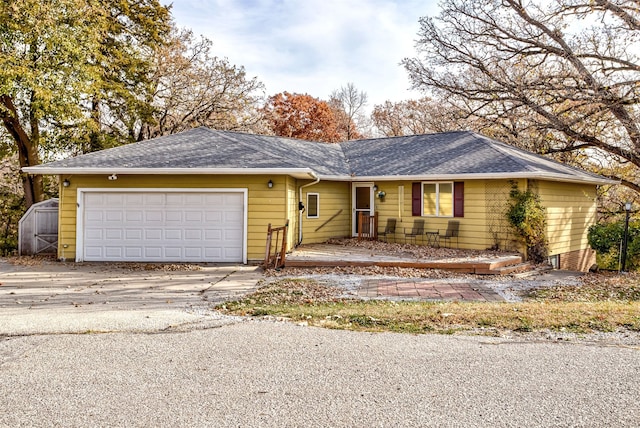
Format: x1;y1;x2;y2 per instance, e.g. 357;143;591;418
80;191;245;262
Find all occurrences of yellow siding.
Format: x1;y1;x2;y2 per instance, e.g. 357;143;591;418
300;181;350;243
58;174;289;261
57;174;597;262
373;180;520;251
537;180;597;256
285;176;298;251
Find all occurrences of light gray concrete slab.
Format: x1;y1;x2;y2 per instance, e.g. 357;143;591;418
0;259;262;335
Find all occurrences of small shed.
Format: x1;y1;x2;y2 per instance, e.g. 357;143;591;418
19;198;59;256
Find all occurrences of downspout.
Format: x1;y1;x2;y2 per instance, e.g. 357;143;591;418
298;172;320;246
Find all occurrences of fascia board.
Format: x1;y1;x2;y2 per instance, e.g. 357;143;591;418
22;167;318;179
337;172;618;185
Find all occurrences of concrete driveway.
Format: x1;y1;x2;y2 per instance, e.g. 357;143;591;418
0;258;262;335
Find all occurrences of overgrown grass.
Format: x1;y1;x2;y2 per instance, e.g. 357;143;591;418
216;275;640;335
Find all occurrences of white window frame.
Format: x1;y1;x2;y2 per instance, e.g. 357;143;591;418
422;182;454;218
307;192;320;219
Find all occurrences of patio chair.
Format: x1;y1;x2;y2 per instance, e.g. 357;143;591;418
439;220;460;248
404;219;425;244
378;218;397;242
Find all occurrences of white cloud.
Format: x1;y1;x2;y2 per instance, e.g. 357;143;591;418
168;0;440;107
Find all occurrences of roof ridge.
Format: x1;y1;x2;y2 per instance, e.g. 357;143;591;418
206;130;302;169
344;130;471;145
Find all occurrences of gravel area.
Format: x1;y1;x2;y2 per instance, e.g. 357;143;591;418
264;265;583;302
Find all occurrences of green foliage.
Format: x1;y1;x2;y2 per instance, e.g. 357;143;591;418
0;191;23;256
506;184;548;263
588;220;640;271
0;156;25;255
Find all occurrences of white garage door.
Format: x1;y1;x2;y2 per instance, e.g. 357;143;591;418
79;191;245;262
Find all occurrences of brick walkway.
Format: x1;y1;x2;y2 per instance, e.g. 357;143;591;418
356;279;503;302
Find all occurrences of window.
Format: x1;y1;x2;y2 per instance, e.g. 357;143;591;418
413;181;463;217
307;193;319;218
423;182;453;217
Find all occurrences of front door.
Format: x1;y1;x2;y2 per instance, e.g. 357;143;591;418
352;183;374;236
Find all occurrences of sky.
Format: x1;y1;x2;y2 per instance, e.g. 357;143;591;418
167;0;441;108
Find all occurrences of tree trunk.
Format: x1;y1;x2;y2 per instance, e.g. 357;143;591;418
0;95;43;209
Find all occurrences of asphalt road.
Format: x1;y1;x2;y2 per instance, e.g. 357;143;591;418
1;321;638;427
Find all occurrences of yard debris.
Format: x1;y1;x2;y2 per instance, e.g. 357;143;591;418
527;272;640;302
233;278;345;305
3;256;203;272
326;237;511;261
5;255;54;266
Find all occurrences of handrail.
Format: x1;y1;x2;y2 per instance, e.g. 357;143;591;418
315;209;343;232
264;220;289;269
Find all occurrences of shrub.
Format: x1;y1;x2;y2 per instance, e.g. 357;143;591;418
588;220;640;270
506;185;549;263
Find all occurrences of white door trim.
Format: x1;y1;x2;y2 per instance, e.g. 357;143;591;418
75;188;248;263
351;182;374;236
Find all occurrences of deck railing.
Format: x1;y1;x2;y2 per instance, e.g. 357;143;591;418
264;220;289;269
357;212;378;240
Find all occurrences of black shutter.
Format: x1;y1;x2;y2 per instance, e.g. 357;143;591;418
412;182;421;216
454;182;464;218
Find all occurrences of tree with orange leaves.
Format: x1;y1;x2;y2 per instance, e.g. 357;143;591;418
262;92;341;143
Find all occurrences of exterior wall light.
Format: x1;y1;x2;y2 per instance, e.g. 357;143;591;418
268;179;273;188
62;179;70;187
377;190;386;200
108;174;118;181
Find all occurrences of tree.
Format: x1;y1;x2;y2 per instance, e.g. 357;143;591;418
371;97;466;137
403;0;640;196
0;0;171;207
262;92;342;142
136;29;266;141
329;83;367;140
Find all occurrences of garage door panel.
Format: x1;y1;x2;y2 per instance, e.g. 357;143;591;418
145;229;162;240
164;247;182;258
125;210;143;222
125;229;142;240
105;229;123;240
185;229;202;240
85;247;103;258
144;194;165;205
205;211;222;222
125;247;143;258
145;211;163;223
185;211;203;222
184;247;203;258
106;194;126;205
164;229;182;240
166;211;183;222
105;247;123;258
204;194;224;205
224;248;242;259
144;247;162;258
82;191;244;262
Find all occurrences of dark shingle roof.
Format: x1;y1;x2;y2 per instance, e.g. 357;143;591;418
340;131;608;182
25;127;613;185
37;127;348;176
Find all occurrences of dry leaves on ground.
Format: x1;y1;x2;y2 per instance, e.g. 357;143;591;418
243;278;345;305
266;265;479;279
112;263;203;272
326;238;511;260
527;272;640;302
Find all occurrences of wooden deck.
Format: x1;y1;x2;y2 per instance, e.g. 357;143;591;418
286;244;529;275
